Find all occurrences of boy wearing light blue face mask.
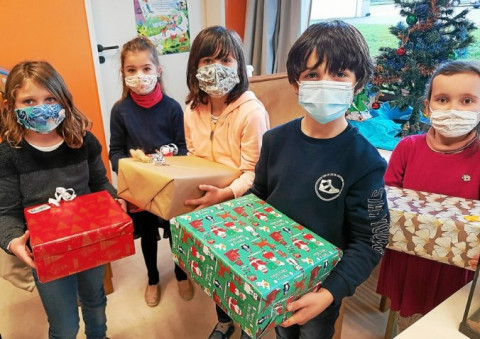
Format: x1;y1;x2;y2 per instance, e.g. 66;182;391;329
249;20;390;339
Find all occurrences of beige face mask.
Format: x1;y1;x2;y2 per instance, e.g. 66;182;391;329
429;106;480;138
125;74;158;95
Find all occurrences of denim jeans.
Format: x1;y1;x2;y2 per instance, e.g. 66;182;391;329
33;265;107;339
275;302;340;339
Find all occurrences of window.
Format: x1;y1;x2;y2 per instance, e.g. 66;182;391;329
309;0;480;59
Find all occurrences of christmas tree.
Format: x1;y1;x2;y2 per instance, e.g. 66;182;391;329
372;0;476;133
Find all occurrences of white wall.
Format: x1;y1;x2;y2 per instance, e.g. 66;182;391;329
85;0;225;185
86;0;226;139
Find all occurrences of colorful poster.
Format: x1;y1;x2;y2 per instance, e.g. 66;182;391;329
134;0;190;55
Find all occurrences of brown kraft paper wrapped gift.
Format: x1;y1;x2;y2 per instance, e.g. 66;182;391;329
117;155;241;220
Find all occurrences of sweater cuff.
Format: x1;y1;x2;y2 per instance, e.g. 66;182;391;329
321;270;350;307
5;240;14;255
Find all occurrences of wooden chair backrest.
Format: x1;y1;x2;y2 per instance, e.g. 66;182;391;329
249;73;304;128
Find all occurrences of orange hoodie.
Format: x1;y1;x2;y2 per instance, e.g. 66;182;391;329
184;91;270;197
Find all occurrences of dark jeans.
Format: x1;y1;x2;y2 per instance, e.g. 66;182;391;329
33;265;107;339
216;305;232;323
275;302;341;339
130;211;162;285
132;211;188;283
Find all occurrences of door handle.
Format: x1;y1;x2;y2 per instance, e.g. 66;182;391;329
97;44;119;52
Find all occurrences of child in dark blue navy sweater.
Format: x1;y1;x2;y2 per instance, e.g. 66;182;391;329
249;20;390;339
109;36;191;307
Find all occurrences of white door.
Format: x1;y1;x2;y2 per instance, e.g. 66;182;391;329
84;0;214;184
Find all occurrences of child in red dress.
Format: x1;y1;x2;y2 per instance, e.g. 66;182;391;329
376;60;480;333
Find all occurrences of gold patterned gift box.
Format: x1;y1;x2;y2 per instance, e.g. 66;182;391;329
386;185;480;270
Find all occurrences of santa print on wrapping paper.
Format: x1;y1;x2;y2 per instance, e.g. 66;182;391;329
189;260;202;277
249;256;268;273
228;297;242;316
286;257;303;271
229;281;246;300
171;195;344;338
210;224;227;238
243;281;259;300
292;237;310;252
262;251;285;266
224;221;242;233
254;211;268;222
190;245;205;261
264;207;281;217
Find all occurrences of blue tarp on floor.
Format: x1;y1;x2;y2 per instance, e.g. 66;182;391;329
349;102;430;151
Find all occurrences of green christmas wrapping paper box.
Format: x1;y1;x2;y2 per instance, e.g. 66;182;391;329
171;194;342;338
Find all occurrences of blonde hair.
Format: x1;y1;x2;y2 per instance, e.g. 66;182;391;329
1;60;91;148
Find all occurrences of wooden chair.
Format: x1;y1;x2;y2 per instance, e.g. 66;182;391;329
379;295;397;339
248;73;304;128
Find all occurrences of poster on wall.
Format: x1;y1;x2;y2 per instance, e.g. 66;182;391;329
134;0;190;55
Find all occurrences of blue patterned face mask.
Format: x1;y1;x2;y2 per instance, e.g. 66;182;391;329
14;103;66;134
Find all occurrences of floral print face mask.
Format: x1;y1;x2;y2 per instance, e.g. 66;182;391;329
125;74;158;95
15;103;66;134
196;63;240;98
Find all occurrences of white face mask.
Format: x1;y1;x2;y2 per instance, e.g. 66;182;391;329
429;106;480;138
298;80;354;124
125;74;158;95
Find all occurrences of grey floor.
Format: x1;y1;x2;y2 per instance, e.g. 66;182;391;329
0;238;388;339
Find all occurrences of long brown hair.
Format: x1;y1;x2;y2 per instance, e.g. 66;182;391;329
119;36;162;100
1;60;90;148
185;26;249;110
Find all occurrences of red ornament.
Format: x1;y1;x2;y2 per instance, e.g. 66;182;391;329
371;102;381;110
396;47;406;56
